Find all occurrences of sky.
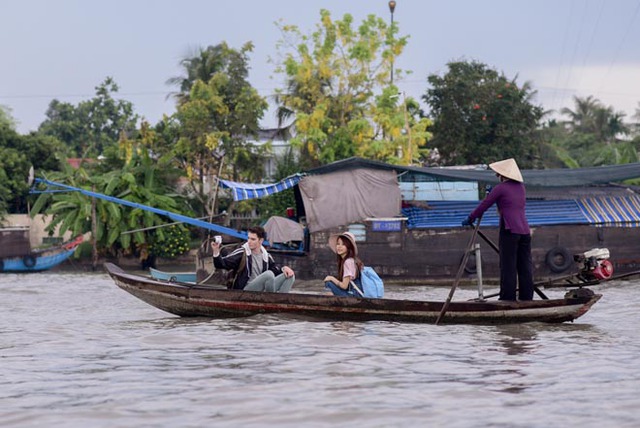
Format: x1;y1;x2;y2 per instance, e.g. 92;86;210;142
2;0;640;134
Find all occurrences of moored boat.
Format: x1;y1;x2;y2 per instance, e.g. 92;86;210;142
0;230;83;273
149;267;197;283
105;263;601;325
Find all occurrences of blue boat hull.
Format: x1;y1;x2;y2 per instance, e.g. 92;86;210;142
0;236;83;273
149;267;197;283
0;248;76;272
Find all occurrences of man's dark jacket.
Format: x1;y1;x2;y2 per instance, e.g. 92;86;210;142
213;244;283;290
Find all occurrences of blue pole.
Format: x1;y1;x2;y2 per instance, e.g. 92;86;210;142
33;178;248;240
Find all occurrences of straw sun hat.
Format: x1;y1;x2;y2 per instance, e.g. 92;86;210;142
489;158;523;183
328;232;358;256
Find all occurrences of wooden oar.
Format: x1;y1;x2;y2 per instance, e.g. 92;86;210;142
476;230;549;300
435;218;482;325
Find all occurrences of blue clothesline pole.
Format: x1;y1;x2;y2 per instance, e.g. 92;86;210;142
32;178;249;240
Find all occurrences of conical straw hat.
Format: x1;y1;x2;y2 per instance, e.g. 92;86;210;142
489;158;523;182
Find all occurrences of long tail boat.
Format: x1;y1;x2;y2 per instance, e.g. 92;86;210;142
104;263;601;325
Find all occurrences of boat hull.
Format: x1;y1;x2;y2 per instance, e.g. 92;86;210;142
0;236;83;273
105;263;601;325
272;224;640;283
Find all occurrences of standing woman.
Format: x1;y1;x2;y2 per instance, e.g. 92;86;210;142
324;232;364;296
462;158;534;301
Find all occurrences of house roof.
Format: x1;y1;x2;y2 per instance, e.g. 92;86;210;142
306;157;640;188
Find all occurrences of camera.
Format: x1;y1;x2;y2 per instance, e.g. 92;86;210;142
214;235;222;245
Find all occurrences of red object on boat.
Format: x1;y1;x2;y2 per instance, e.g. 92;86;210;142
592;260;613;280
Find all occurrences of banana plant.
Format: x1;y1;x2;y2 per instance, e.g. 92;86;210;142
31;147;193;257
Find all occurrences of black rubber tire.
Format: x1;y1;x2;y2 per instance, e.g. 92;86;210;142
462;253;477;274
0;259;4;272
23;255;37;268
545;246;572;273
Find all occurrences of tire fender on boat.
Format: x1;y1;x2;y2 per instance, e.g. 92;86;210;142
23;255;37;268
0;259;4;272
462;253;477;274
545;246;572;273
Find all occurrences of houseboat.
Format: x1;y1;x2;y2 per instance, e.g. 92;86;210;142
218;158;640;283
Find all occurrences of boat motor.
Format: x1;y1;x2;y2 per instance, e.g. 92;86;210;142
573;248;613;280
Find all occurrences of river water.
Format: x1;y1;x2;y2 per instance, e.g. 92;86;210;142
1;270;639;428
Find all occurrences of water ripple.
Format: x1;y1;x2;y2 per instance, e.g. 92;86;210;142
1;273;639;427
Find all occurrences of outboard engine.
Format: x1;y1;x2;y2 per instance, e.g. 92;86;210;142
573;248;613;280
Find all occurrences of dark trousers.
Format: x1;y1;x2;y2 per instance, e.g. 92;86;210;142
499;229;534;301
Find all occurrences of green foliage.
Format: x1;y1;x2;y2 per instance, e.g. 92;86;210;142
0;120;64;214
255;149;301;221
162;42;269;219
149;225;191;259
30;139;193;257
38;77;139;157
274;10;430;167
0;105;17;130
423;60;544;167
548;96;637;167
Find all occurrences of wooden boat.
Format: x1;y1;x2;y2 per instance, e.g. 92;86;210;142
0;233;83;272
105;263;601;325
149;267;197;283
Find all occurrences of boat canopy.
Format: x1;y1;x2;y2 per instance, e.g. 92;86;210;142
307;157;640;188
218;174;303;201
299;168;402;232
263;216;305;243
403;195;640;228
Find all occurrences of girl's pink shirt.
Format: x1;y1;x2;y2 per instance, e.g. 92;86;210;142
342;257;357;280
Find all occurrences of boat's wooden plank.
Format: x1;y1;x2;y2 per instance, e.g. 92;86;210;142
105;263;601;325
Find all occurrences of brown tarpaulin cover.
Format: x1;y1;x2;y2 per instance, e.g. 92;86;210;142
299;168;401;232
263;216;305;243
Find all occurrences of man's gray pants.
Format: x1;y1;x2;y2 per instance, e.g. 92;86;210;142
244;271;295;293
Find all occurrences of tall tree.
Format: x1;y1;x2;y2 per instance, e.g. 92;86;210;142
0;118;63;215
557;96;635;166
38;77;139;157
0;105;17;130
167;43;241;104
560;95;602;134
162;43;268;218
423;60;544;167
274;9;430;167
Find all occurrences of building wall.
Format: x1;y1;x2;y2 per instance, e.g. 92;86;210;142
4;214;73;247
399;181;479;201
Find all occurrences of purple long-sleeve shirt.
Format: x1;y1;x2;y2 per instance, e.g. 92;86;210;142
469;180;530;234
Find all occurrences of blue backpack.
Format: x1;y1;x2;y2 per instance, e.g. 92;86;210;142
353;266;384;298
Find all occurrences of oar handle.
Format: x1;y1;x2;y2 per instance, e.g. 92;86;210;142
435;217;482;325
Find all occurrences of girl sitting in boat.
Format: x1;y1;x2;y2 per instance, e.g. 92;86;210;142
324;232;364;296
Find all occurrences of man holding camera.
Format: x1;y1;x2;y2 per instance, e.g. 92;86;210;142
211;226;295;292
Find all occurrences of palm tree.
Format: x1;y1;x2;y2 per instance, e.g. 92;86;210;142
166;43;250;104
556;96;634;167
560;95;602;133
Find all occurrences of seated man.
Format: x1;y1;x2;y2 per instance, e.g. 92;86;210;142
211;226;295;292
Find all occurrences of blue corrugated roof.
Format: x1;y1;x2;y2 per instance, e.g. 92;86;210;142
403;196;640;229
